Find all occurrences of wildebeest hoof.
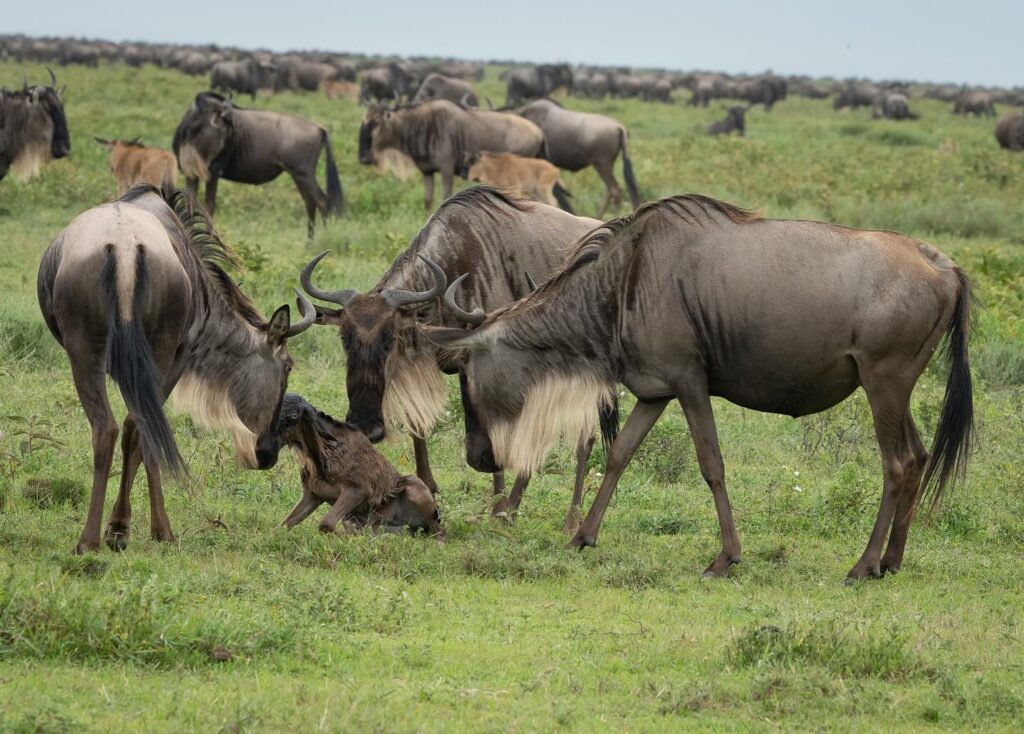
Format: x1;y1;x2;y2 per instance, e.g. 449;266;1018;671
73;539;101;555
490;495;512;520
150;527;175;543
318;523;337;535
844;563;883;584
702;553;739;578
562;508;582;535
104;522;130;552
568;532;596;550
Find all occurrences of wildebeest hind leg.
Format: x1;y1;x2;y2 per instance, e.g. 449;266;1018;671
204;176;219;216
594;162;622;218
422;173;435;210
564;432;596;534
675;376;741;578
881;414;927;575
290;170;322;239
570;398;669;549
105;418;143;551
319;486;365;535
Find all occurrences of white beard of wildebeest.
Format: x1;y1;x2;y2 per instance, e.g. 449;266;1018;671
382;342;447;439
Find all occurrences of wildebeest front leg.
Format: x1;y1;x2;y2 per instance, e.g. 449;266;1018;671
413;436;439;493
440;166;454;205
564;432;597;534
319;486;365;535
204;176;219;216
281;488;325;528
675;375;741;578
571;398;668;550
422;172;435;210
185;176;199;198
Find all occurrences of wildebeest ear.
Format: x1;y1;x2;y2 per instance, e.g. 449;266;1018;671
267;305;291;345
418;325;487;350
313;304;344;326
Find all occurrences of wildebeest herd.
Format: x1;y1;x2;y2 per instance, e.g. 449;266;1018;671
6;32;1019;582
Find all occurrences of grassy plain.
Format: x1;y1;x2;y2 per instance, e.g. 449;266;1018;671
0;62;1023;732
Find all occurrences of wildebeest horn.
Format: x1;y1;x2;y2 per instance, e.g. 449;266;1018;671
381;255;447;308
485;96;494;110
525;271;539;292
46;67;56;88
443;274;485;326
94;136;111;146
460;92;472;108
286;289;316;337
22;74;29;93
300;251;360;307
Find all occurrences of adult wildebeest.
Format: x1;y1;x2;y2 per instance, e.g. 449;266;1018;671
514;99;640;217
873;92;917;120
467;152;573;211
504;64;573;106
210;59;274;99
95;137;177;194
953;90;995;117
708;106;747;136
360;63;416;103
278;393;444;538
995;112;1024;151
426;194;974;581
173;92;342;238
0;70;70;182
358;100;544;210
735;75;787;110
299;187;612;529
412;72;479;107
37;185;316;554
833;81;882;111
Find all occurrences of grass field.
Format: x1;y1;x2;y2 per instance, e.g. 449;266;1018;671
1;62;1024;732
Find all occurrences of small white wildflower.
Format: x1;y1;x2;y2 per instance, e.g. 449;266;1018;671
794;485;803;492
794;470;800;477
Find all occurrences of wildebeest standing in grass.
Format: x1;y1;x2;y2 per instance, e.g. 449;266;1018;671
514;99;640;217
412;72;479;107
358;100;544;209
953;90;995;117
278;393;445;538
299;187;613;529
37;185;316;554
707;106;748;136
833;80;881;111
172;92;343;238
467;151;574;212
995;112;1024;151
360;63;417;103
210;59;274;99
0;70;70;182
504;64;573;106
95;137;177;194
734;75;787;110
426;195;974;581
872;92;917;120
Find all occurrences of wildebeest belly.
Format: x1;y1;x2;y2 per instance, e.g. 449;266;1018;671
222;160;284;184
708;355;861;417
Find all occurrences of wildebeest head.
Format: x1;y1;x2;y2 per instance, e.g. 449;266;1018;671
358;104;399;165
35;75;71;160
300;251;447;443
172;92;234;180
0;70;70;180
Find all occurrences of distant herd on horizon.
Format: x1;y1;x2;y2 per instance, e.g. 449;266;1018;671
3;33;1009;583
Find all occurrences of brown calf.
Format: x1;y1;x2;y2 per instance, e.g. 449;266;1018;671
467;151;573;212
95;137;177;194
323;80;359;101
278;394;445;537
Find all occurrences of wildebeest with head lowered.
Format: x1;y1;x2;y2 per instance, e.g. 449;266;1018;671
467;151;574;212
210;59;274;99
95;137;177;194
37;185;316;554
0;69;70;182
412;72;479;107
995;112;1024;151
514;99;640;217
299;187;611;528
358;100;543;210
504;64;573;106
173;92;342;238
360;63;417;103
426;195;974;581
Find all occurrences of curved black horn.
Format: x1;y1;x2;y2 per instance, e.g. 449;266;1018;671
287;289;316;337
46;67;56;88
443;274;485;326
381;255;447;308
300;251;360;307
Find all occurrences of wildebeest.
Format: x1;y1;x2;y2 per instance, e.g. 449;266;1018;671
412;72;478;107
833;81;882;110
707;106;747;136
0;70;70;182
173;92;343;237
37;185;316;554
358;100;544;209
995;112;1024;151
426;194;974;581
323;79;359;101
872;92;917;120
299;187;610;528
210;59;274;99
735;75;787;110
504;64;573;106
514;99;640;217
360;63;417;103
467;152;573;211
278;393;444;537
953;90;996;117
95;137;177;193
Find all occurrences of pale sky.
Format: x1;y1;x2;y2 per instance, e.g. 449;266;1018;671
7;1;1020;87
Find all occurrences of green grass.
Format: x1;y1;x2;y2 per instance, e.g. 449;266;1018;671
1;61;1024;732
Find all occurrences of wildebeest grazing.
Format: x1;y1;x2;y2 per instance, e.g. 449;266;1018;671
359;63;417;103
173;92;343;238
95;137;177;193
707;106;748;136
210;59;274;99
358;100;544;209
426;195;974;581
0;69;70;182
514;99;640;217
278;393;445;538
734;75;787;110
467;151;573;212
37;185;316;554
299;187;611;529
872;92;917;120
833;80;882;111
412;72;479;107
995;112;1024;151
953;90;995;117
504;64;573;106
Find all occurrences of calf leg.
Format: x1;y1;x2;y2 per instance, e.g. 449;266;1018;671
413;436;439;493
319;486;366;535
571;399;668;549
564;432;596;534
282;488;325;528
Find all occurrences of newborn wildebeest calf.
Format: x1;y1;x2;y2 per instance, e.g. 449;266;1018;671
278;394;445;538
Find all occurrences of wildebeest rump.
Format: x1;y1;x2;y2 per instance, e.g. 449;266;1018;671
358;100;544;209
278;393;444;537
467;151;574;212
95;137;177;193
37;185;316;554
504;64;573;106
425;194;974;581
0;69;70;182
173;92;343;238
514;99;639;217
299;187;610;528
995;112;1024;151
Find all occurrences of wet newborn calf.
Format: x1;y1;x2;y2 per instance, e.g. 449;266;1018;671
278;394;444;538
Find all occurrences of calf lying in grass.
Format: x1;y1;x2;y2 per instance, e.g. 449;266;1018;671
278;394;445;538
